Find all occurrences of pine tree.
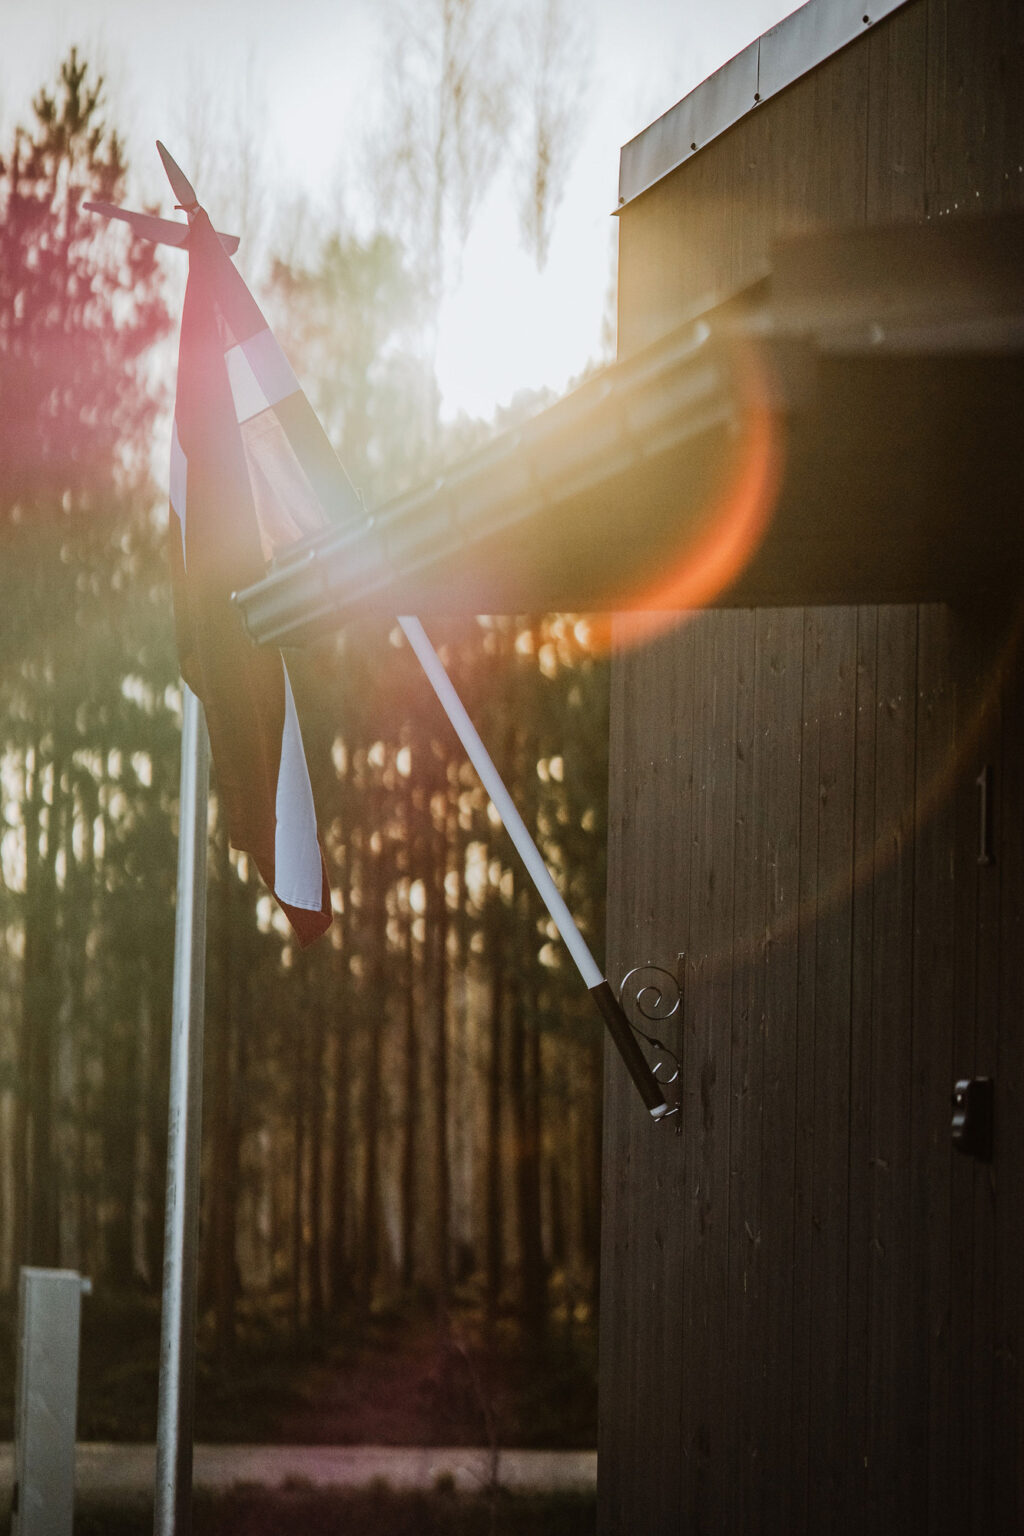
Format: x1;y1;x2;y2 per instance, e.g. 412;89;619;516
0;50;172;1276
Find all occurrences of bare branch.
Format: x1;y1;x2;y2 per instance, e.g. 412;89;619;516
515;0;590;270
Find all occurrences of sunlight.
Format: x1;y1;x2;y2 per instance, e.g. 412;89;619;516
435;180;609;421
588;337;784;652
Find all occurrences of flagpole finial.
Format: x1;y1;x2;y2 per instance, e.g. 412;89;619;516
157;140;200;216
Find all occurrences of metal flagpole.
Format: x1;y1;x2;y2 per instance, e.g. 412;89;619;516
396;616;668;1119
154;684;210;1536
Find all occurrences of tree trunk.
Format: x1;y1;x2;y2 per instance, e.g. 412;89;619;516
20;742;61;1268
509;919;546;1348
208;823;239;1359
429;812;451;1325
146;971;171;1294
329;952;352;1309
291;1003;308;1336
329;846;353;1309
308;966;327;1329
522;956;547;1343
484;900;504;1348
583;1034;603;1310
399;904;420;1292
510;659;546;1346
360;832;386;1310
101;1015;136;1283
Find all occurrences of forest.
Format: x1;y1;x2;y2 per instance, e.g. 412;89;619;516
0;20;610;1428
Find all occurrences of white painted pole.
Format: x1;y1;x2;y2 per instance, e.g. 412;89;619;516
397;618;601;986
154;684;209;1536
397;616;667;1117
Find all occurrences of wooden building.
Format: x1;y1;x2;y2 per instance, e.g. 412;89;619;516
600;1;1024;1530
236;0;1024;1526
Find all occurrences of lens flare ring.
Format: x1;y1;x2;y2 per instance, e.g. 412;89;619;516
592;333;784;652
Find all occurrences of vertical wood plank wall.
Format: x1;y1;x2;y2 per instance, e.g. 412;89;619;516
599;604;1024;1533
601;1;1024;1529
616;0;1024;358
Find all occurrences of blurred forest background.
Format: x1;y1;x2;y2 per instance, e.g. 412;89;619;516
0;4;610;1443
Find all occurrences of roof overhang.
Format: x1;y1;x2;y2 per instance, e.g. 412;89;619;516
235;210;1024;648
235;322;744;646
617;0;914;211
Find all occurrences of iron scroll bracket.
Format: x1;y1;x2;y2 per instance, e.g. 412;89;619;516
618;959;684;1130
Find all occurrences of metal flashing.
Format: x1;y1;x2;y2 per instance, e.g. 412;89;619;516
234;322;735;647
617;0;913;210
235;209;1024;636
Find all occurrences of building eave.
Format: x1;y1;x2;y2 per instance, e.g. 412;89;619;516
616;0;913;212
235;210;1024;649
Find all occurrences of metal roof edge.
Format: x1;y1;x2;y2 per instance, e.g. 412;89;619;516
617;0;913;211
234;319;733;647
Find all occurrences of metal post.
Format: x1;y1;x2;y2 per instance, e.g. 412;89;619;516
154;685;209;1536
396;616;667;1118
12;1268;91;1536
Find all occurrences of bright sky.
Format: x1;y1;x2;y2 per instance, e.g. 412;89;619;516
0;0;794;421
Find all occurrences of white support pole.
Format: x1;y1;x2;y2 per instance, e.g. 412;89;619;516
397;616;667;1118
397;618;601;985
154;684;210;1536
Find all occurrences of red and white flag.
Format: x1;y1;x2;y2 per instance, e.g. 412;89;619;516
169;208;360;946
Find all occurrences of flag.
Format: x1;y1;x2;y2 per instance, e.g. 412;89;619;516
169;208;360;945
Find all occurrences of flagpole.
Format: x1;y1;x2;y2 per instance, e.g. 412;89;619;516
396;616;667;1119
154;684;210;1536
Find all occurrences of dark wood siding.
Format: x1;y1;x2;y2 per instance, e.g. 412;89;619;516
602;5;1024;1529
617;0;1024;356
599;601;1024;1534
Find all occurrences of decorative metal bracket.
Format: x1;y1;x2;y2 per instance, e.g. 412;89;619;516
618;959;684;1129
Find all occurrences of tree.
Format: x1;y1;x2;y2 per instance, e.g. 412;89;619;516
269;228;434;504
0;38;610;1371
372;0;511;297
0;50;172;1276
515;0;590;270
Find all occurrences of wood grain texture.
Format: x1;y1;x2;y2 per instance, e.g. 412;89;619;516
754;607;804;1532
600;601;1024;1532
618;0;1024;356
602;0;1024;1527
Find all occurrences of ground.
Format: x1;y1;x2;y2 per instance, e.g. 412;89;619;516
2;1289;599;1532
0;1287;598;1449
77;1486;596;1536
269;1312;597;1450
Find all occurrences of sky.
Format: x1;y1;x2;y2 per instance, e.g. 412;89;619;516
0;0;794;421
